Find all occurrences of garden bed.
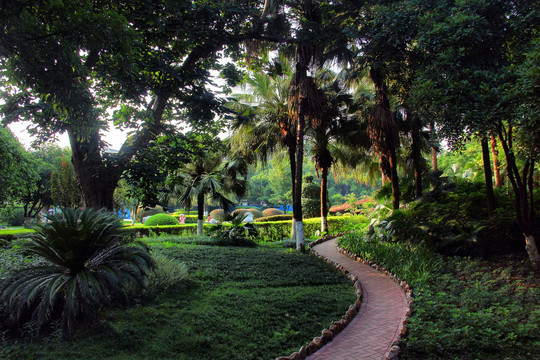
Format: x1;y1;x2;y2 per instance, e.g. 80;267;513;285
0;239;357;359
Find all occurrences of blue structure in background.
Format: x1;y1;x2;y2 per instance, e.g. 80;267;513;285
117;209;131;219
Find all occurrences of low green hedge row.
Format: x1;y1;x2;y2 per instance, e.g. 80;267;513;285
169;214;199;223
254;215;293;222
124;216;353;242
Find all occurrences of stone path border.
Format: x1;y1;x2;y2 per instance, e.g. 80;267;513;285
275;234;413;360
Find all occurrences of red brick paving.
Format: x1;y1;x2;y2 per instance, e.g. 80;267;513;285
307;239;408;360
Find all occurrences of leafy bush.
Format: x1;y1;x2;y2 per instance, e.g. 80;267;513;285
208;214;258;247
136;206;164;223
262;208;284;217
301;178;321;218
1;207;26;227
144;213;179;226
338;230;442;287
255;214;293;222
0;208;155;334
209;209;230;221
338;229;540;360
232;208;263;219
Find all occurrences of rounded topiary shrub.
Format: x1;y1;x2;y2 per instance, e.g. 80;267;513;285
136;206;165;223
209;209;229;221
262;208;284;217
144;213;179;226
231;208;263;219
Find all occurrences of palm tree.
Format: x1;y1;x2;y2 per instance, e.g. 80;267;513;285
228;54;298;237
169;151;248;236
306;71;370;233
0;208;154;334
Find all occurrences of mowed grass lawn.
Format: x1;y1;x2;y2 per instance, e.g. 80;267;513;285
1;239;356;360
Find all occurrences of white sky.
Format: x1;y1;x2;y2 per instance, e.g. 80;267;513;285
9;121;128;151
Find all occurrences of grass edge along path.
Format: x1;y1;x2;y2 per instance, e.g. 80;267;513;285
0;241;358;360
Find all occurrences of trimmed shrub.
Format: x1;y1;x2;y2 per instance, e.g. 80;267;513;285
144;213;179;226
209;209;229;221
255;214;293;222
232;208;263;219
170;214;199;224
262;208;284;217
136;206;165;223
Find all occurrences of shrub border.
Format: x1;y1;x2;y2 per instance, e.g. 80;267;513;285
275;233;414;360
275;232;362;360
333;245;414;360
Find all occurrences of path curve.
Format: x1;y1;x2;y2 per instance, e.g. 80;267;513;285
308;239;408;360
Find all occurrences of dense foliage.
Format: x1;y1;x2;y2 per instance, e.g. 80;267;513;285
0;209;154;334
338;231;539;360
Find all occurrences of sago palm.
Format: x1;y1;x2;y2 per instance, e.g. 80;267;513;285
0;208;154;334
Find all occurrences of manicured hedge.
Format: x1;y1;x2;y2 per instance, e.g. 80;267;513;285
123;224;217;238
231;208;263;219
262;208;284;217
169;214;198;223
144;214;179;226
255;215;293;222
123;216;353;242
209;209;229;221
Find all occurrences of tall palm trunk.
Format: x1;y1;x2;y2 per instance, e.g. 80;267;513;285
430;122;438;171
289;145;297;240
481;136;496;214
411;116;422;198
293;103;306;251
491;134;502;188
320;165;329;233
197;193;205;236
369;67;399;210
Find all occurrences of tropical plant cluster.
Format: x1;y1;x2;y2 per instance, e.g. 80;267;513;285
1;237;357;359
338;230;539;360
0;209;154;334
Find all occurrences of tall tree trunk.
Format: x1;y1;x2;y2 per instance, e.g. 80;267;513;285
289;145;297;240
197;193;204;236
411;116;422;198
293;104;305;252
320;165;329;234
498;125;539;269
481;136;496;214
68;128;119;210
491;134;502;188
430;122;438;171
389;147;400;210
370;67;399;210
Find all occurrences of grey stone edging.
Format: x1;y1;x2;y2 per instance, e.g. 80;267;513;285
275;233;414;360
275;232;361;360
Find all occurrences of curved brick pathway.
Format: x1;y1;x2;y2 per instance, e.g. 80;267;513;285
308;239;408;360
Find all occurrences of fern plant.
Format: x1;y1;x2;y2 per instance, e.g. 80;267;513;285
0;208;155;334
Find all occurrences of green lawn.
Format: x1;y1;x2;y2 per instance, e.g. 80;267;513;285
1;240;356;360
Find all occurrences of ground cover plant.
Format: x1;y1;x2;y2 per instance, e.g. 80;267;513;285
0;236;357;359
338;230;540;360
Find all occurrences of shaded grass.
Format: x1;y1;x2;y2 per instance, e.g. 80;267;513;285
1;241;356;360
